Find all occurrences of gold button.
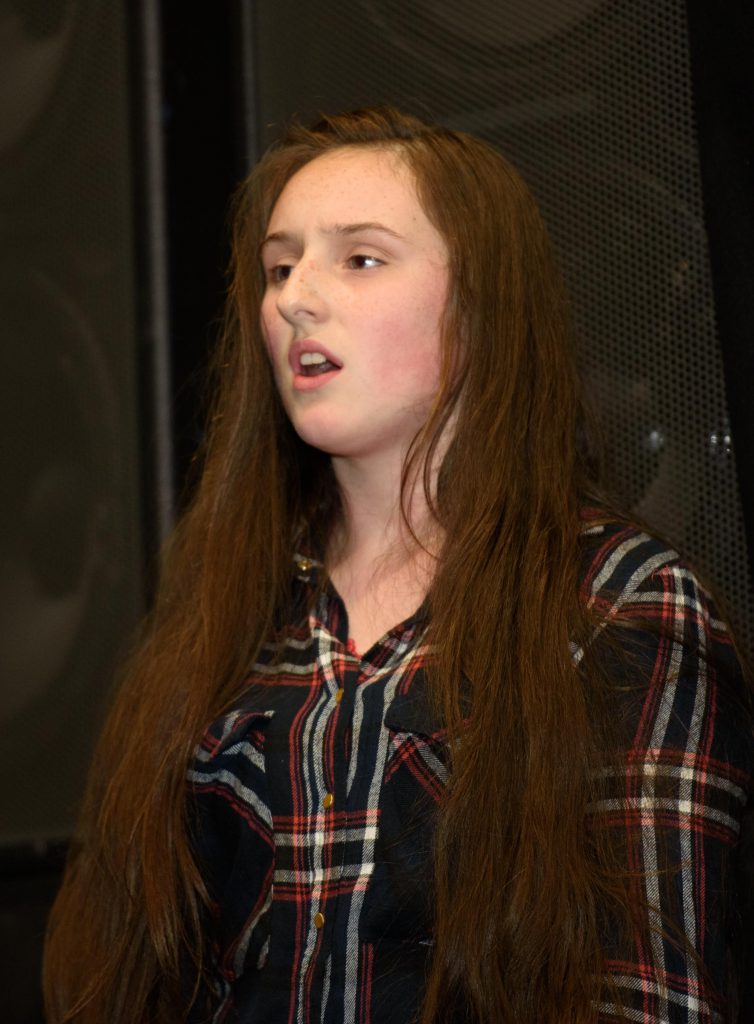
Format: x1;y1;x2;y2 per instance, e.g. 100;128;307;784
314;911;325;929
322;792;333;809
296;557;312;572
335;688;344;703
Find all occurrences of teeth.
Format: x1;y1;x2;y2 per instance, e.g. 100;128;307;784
300;351;327;366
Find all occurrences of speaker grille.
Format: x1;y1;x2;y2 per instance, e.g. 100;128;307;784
252;0;753;653
0;0;144;843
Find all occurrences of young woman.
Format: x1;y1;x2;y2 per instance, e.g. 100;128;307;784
44;108;753;1024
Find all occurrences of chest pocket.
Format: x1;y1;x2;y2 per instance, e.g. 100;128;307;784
361;687;450;945
188;703;276;979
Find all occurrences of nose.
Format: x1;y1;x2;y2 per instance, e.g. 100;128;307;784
275;260;326;325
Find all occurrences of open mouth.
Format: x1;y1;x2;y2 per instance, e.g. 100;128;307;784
298;351;341;377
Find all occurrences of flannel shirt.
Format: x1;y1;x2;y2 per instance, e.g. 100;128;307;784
188;518;754;1023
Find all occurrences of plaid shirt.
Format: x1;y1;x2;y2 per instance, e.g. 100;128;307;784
188;519;753;1023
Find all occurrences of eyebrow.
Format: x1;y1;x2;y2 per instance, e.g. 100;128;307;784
260;221;406;251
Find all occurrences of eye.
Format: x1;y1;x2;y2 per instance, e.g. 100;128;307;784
346;253;384;270
267;263;293;284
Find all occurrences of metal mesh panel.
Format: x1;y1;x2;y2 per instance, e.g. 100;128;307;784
252;0;753;653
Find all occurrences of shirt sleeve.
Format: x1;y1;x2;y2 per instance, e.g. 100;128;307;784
583;528;754;1023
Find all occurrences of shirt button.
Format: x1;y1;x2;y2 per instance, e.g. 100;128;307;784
335;688;344;703
322;792;333;809
314;911;325;929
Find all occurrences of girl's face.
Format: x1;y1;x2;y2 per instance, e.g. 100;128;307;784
260;147;449;465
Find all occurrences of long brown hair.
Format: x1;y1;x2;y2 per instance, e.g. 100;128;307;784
45;108;626;1022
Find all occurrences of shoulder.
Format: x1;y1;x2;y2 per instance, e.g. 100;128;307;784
580;513;688;602
577;513;733;654
577;511;754;792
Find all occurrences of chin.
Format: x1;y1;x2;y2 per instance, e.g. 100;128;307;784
288;409;415;461
289;413;352;455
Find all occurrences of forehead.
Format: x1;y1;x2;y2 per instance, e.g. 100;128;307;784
266;147;434;235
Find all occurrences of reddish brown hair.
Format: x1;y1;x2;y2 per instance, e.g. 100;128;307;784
44;108;625;1022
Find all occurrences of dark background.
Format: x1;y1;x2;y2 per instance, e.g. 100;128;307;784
1;1;752;1020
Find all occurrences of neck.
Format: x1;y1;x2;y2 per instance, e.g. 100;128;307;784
329;448;438;572
326;447;440;652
